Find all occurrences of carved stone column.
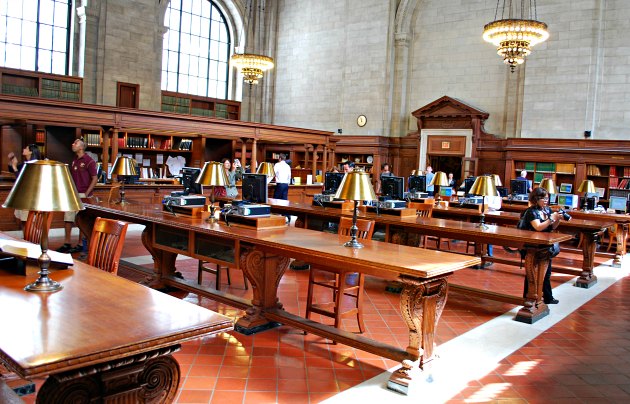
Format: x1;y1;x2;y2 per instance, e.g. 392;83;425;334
390;32;411;137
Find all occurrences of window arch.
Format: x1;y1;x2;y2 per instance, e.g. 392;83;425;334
0;0;72;74
162;0;231;99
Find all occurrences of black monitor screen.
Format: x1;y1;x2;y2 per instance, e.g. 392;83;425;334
242;173;268;203
181;167;202;195
510;179;528;195
381;176;404;200
496;186;509;197
324;172;345;194
408;175;426;193
464;177;477;197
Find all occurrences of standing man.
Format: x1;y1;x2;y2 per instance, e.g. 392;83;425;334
273;154;292;224
519;170;533;193
425;166;435;196
57;138;98;253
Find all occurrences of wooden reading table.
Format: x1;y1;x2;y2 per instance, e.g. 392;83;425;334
76;201;480;394
0;233;233;403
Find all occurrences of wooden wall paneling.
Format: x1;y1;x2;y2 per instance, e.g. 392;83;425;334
427;135;466;156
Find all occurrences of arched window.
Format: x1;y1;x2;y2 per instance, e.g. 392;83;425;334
0;0;72;74
162;0;231;99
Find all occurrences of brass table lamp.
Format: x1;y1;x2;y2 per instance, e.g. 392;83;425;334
539;178;556;194
469;175;499;229
429;171;449;204
491;174;502;187
257;161;275;183
334;169;377;248
196;161;228;223
3;160;84;292
111;156;138;204
578;179;596;210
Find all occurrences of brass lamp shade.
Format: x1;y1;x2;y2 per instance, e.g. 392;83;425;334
429;171;449;187
335;169;377;201
3;160;83;212
111;156;138;176
539;178;556;194
197;161;228;186
491;174;503;187
470;175;499;197
578;179;596;194
257;161;275;178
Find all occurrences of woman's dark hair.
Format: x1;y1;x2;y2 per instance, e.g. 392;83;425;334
28;144;41;160
221;157;230;164
529;187;548;205
381;163;390;170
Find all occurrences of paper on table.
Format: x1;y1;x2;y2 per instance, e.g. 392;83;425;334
0;239;74;266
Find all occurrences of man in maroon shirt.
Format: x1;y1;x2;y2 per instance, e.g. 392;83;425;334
57;138;97;253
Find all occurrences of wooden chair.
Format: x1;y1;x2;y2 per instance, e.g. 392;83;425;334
305;217;375;333
22;211;53;244
408;202;451;250
198;262;248;290
86;217;129;275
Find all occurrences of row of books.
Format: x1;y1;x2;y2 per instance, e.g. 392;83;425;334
84;133;101;146
113;137;193;151
611;178;630;189
609;166;630;177
586;165;602;176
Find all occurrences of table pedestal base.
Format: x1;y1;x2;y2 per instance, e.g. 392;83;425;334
37;346;180;403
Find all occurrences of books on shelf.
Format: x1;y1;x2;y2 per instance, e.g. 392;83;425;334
84;132;101;146
587;165;602;176
178;139;192;151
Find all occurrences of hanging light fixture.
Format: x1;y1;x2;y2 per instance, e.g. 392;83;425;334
483;0;549;72
231;0;274;85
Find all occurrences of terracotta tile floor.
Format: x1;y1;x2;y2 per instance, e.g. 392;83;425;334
12;227;630;403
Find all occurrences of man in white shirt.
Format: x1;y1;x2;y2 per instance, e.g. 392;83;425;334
273;154;292;200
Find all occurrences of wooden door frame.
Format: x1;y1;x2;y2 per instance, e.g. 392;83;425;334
116;82;140;109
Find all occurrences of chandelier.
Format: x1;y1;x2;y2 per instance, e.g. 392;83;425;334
483;0;549;72
231;53;274;85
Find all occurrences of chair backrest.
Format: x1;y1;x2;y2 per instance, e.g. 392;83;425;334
408;202;434;218
23;211;53;244
338;217;375;240
87;217;129;275
108;185;121;203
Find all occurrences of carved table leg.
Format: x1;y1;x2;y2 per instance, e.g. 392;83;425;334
515;248;549;324
37;346;180;403
576;231;598;288
141;225;177;289
613;223;628;268
235;248;291;334
387;275;449;395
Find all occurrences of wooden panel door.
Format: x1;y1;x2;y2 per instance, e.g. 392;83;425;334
117;82;139;108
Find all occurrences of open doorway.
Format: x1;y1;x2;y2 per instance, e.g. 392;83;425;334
429;155;462;185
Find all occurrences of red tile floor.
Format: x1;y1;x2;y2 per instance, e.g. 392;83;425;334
11;226;630;403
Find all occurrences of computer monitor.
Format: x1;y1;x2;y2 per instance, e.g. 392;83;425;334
381;176;404;200
557;194;579;209
181;167;202;195
559;183;572;194
496;186;509;197
609;196;628;212
408;175;426;193
242;173;268;203
324;172;345;195
464;177;477;197
439;187;453;197
510;178;529;195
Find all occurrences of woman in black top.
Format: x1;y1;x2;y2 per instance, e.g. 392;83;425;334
521;187;561;304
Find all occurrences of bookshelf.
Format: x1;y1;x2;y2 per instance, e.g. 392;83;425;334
0;67;82;102
337;154;374;174
161;91;240;120
514;161;576;191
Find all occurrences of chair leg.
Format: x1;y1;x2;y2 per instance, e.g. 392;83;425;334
356;273;365;333
305;268;316;321
215;264;221;290
225;266;231;285
197;261;203;285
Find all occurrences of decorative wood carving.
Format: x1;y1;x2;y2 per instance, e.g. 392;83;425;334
516;248;550;323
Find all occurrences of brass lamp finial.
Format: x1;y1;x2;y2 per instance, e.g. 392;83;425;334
197;161;228;223
335;169;376;248
3;160;84;292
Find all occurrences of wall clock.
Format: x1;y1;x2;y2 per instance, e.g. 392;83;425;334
357;115;367;127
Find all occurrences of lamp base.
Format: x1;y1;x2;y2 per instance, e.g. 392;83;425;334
343;239;364;249
25;276;63;292
206;216;219;223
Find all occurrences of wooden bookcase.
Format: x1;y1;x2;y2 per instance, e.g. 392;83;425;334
161;91;240;120
262;145;325;183
513;161;576;190
0;67;81;102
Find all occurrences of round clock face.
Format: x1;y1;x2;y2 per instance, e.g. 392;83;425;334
366;156;373;164
357;115;367;127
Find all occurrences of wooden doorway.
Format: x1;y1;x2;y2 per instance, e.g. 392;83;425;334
430;155;462;184
117;82;139;108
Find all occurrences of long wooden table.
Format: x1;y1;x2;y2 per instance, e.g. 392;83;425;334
428;205;613;288
501;202;630;267
0;233;233;403
263;198;573;321
77;201;479;394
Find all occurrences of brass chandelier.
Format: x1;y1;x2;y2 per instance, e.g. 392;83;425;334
483;0;549;72
231;53;274;85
